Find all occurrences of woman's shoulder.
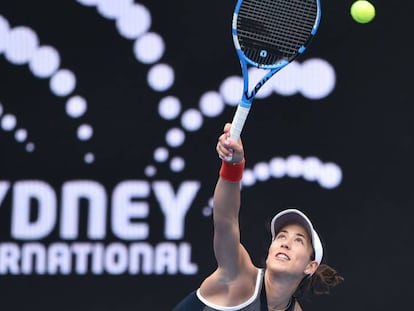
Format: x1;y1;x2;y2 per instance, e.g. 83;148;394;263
198;267;262;307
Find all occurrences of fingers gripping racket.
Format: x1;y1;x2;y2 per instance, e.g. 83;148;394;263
227;0;321;159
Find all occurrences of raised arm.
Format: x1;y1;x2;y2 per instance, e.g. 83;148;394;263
212;124;253;280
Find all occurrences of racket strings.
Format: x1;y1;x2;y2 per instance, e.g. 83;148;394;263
236;0;317;65
240;0;317;41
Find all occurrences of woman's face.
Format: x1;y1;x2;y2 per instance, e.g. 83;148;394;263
266;223;317;278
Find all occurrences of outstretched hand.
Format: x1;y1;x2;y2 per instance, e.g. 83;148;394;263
216;123;245;164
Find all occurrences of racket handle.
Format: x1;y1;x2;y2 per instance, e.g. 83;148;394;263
224;104;251;161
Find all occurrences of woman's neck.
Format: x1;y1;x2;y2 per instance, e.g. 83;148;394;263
264;271;298;311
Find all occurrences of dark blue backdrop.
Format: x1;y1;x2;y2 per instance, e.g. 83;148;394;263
0;1;412;310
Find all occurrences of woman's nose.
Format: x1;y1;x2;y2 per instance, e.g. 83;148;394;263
281;242;290;249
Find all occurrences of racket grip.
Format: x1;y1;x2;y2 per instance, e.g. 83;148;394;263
224;104;251;162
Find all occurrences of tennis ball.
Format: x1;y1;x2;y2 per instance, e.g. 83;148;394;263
350;0;376;24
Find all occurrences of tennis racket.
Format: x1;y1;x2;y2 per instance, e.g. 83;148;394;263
226;0;321;160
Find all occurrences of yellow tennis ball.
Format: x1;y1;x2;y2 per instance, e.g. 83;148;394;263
350;0;376;24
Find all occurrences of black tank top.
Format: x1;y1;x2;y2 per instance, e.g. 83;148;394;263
172;269;296;311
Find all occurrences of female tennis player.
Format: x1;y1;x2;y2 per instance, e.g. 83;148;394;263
173;123;344;311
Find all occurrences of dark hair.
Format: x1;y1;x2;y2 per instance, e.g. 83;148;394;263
294;264;344;298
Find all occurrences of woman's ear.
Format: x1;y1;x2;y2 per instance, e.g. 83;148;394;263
304;261;319;275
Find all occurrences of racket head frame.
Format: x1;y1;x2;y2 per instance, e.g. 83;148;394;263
232;0;322;107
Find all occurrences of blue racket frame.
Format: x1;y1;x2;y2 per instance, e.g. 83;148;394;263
226;0;322;149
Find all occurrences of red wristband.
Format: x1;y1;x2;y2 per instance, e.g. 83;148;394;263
219;159;245;182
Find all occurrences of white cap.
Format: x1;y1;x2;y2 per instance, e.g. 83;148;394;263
270;208;323;265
